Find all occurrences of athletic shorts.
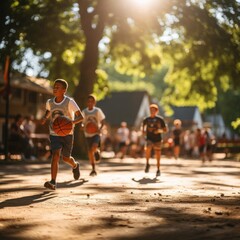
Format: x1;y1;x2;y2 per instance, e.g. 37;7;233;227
146;139;162;151
119;141;127;148
50;135;73;157
86;134;100;149
174;138;180;146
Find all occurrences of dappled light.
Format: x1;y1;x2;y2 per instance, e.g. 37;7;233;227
0;156;239;239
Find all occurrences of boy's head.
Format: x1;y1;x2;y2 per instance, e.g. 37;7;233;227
149;104;159;116
87;94;97;109
54;79;68;90
173;119;182;127
87;94;96;102
53;79;68;97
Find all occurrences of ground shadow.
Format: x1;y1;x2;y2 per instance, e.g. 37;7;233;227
57;178;88;188
132;177;160;184
0;191;56;209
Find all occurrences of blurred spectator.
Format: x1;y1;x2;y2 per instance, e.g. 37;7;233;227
9;114;35;159
172;119;182;160
203;128;215;163
23;115;36;148
101;126;113;152
183;130;195;158
116;121;130;159
129;128;139;158
23;115;36;137
195;128;206;161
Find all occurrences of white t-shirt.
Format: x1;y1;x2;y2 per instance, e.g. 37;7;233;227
82;107;105;137
46;95;80;136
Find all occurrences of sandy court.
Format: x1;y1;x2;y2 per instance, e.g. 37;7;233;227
0;156;240;240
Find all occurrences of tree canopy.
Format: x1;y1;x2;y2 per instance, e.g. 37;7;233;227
1;0;240;134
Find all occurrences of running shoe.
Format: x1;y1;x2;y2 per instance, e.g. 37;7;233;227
156;169;161;177
94;150;101;162
44;180;56;190
145;164;150;173
72;162;80;180
89;170;97;176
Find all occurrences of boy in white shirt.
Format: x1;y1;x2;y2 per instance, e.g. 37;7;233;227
82;94;106;176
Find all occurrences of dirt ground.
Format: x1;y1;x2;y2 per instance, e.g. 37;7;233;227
0;155;240;240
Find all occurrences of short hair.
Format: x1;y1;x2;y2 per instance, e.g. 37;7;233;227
54;79;68;90
174;119;182;126
88;94;96;102
149;104;159;110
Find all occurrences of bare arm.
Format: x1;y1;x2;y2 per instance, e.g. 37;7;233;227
99;119;106;131
41;110;50;125
72;110;84;125
142;122;146;136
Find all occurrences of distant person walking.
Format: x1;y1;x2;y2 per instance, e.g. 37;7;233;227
9;114;33;159
142;104;168;177
203;128;215;163
41;79;84;190
82;94;106;176
172;119;182;160
116;121;130;159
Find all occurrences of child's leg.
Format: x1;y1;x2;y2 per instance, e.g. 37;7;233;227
63;155;80;180
174;145;180;159
62;156;78;168
88;142;98;169
145;145;152;165
62;135;77;168
144;143;152;173
88;149;95;170
51;149;61;182
155;149;161;170
89;135;101;168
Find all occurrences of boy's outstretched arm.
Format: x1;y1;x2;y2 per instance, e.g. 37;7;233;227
41;110;50;125
72;110;84;125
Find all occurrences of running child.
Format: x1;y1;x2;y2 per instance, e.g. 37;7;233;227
41;79;84;190
142;104;168;177
82;94;106;176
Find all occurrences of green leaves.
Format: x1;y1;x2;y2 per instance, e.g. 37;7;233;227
1;0;239;120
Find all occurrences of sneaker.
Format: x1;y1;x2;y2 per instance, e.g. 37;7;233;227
89;170;97;176
145;164;150;173
44;180;56;190
72;162;80;180
94;150;101;162
156;169;161;177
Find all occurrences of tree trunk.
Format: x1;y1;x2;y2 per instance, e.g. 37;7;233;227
72;1;106;157
72;39;100;157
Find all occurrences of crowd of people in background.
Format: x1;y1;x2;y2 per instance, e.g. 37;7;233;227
6;112;217;164
8;114;37;160
100;119;216;164
1;78;235;190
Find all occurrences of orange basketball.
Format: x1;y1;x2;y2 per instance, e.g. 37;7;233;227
52;116;73;136
85;122;98;134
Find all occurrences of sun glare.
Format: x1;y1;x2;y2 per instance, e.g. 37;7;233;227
132;0;153;8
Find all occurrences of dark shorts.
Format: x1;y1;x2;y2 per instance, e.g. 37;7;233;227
119;141;127;148
50;135;73;157
86;134;100;149
146;139;162;151
174;138;180;146
199;145;205;153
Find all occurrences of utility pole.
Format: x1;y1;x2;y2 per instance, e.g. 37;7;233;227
3;56;11;161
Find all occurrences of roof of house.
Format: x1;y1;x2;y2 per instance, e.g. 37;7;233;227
97;91;149;127
205;114;225;127
0;73;52;94
171;106;198;121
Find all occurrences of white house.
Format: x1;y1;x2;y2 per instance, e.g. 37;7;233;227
170;106;203;129
97;91;151;128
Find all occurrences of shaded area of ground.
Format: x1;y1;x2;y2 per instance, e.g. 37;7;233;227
0;156;240;240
